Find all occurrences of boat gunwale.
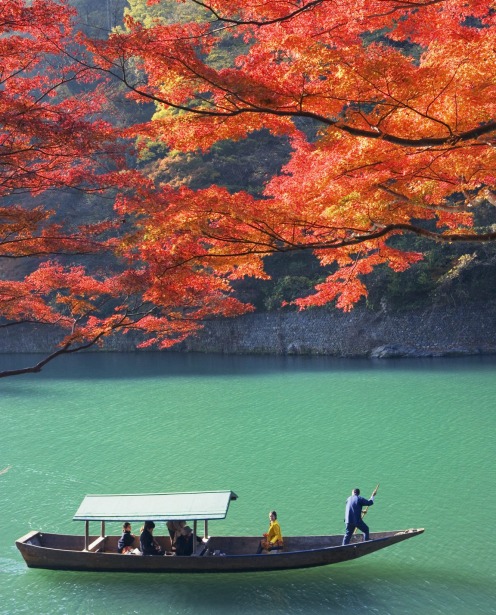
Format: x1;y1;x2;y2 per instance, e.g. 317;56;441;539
16;528;425;557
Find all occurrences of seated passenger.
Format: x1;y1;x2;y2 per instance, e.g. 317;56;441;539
117;522;136;554
175;525;194;556
139;521;163;556
166;520;186;551
257;510;284;553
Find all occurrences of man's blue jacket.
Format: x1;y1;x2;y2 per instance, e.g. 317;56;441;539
345;494;374;524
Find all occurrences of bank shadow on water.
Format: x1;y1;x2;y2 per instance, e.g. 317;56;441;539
1;351;495;382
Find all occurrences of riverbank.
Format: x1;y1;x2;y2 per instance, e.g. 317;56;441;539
2;301;496;358
171;301;496;358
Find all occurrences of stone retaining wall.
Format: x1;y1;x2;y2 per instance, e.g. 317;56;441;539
172;303;496;357
2;302;495;358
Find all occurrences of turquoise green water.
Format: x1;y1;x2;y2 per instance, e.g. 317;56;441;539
0;352;494;615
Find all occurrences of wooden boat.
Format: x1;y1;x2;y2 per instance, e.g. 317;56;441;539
16;491;424;573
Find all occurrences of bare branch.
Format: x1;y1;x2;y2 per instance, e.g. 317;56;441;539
0;338;101;378
189;0;327;27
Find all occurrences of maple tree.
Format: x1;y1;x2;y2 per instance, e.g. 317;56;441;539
0;0;129;376
0;0;249;377
2;0;496;377
88;0;496;312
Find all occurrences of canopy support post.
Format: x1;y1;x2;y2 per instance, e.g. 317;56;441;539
84;521;89;551
101;520;105;538
204;520;208;540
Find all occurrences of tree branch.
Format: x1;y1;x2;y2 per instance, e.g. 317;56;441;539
107;67;496;148
0;337;103;378
189;0;327;27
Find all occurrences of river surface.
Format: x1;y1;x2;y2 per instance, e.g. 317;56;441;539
0;352;494;615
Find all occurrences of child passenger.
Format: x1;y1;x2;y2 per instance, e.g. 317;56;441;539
117;522;136;554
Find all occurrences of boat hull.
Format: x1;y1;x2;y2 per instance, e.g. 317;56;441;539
16;529;424;573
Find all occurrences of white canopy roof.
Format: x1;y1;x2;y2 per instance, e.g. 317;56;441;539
73;491;238;522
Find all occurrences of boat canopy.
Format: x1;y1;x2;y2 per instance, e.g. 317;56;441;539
73;491;238;522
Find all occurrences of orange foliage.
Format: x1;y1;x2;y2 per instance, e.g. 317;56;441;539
96;0;496;311
2;0;496;374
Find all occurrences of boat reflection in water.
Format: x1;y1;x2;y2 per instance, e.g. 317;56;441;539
16;490;424;573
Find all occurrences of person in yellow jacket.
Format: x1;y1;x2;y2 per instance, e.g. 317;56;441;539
257;510;283;553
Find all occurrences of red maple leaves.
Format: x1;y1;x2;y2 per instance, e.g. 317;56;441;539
2;0;496;374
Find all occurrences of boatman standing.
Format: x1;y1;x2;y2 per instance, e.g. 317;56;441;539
342;488;375;545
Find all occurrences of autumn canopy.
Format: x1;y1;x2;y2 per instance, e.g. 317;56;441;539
1;0;495;375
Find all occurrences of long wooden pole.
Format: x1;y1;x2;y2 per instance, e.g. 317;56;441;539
362;483;380;520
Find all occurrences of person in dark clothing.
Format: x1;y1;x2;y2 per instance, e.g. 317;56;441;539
166;520;186;551
175;525;194;556
117;522;136;554
140;520;163;555
342;488;376;545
